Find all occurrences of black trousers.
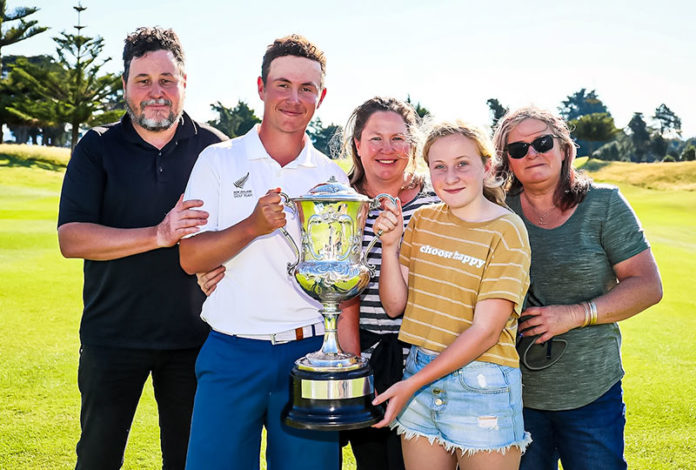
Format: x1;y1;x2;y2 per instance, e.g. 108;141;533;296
75;345;200;470
341;426;405;470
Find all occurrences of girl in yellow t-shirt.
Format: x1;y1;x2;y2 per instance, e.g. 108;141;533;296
373;121;531;470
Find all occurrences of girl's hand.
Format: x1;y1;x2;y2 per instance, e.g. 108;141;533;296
519;303;584;343
371;378;417;428
373;199;403;249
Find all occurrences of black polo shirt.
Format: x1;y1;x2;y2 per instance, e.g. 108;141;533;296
58;112;227;349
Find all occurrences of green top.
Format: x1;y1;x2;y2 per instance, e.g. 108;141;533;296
508;183;649;410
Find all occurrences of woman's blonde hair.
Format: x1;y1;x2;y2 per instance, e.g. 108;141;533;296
422;120;507;207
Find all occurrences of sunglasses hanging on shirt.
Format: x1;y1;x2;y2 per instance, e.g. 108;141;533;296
506;134;556;159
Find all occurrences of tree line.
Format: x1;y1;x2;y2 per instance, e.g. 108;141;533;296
2;2;694;162
208;90;694;162
487;90;694;162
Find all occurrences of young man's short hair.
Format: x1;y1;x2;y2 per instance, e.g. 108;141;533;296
260;34;326;87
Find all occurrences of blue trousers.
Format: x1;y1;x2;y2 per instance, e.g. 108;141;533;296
75;345;200;470
185;331;339;470
520;381;627;470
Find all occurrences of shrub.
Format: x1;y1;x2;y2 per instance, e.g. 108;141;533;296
682;146;696;162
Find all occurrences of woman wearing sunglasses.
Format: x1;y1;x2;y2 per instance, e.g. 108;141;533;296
493;106;663;470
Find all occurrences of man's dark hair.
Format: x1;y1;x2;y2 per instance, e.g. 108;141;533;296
123;27;185;81
261;34;326;87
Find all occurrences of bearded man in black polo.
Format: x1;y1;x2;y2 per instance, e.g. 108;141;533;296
58;27;226;470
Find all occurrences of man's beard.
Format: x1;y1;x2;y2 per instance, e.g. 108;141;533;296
126;98;182;132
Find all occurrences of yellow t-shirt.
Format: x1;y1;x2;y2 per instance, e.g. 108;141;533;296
398;203;530;368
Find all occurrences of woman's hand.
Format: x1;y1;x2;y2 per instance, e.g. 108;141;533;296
196;265;226;296
520;250;663;344
519;303;584;343
373;199;403;249
371;378;418;428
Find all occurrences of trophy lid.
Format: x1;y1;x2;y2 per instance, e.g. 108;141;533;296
293;176;370;202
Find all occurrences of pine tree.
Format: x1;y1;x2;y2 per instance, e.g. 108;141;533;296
652;103;682;138
559;89;609;121
8;3;122;150
0;1;48;141
486;98;508;130
405;95;430;118
627;113;651;162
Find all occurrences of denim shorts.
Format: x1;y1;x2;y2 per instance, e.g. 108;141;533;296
392;346;531;455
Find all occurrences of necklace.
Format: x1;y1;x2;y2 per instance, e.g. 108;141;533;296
522;193;556;225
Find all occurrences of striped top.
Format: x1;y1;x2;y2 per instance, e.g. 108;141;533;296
359;191;440;360
398;203;531;368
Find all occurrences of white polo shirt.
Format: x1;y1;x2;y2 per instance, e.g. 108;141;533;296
183;125;348;335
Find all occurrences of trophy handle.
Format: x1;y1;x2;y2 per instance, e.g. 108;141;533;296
279;192;300;275
362;193;399;275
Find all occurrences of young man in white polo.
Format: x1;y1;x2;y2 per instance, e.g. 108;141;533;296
180;35;346;470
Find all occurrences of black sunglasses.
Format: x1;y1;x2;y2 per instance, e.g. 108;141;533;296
506;134;555;159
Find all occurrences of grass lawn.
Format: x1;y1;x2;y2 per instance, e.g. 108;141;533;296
1;146;694;468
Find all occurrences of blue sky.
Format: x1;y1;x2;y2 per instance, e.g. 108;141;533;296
7;0;696;137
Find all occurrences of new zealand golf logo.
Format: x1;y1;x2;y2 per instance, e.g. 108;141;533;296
233;172;249;189
233;172;253;198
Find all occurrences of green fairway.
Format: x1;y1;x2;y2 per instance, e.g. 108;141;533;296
1;147;694;468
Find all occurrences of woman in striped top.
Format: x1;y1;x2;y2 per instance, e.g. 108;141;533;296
372;121;531;470
337;97;438;470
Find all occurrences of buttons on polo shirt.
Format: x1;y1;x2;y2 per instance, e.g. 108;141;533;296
156;151;164;176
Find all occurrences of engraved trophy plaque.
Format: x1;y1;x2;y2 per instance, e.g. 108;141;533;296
279;177;395;430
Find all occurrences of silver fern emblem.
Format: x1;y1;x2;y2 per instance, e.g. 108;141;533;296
233;172;250;189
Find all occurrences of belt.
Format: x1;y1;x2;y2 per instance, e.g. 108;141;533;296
235;323;325;345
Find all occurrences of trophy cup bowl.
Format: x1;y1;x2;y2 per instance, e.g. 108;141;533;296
279;177;396;430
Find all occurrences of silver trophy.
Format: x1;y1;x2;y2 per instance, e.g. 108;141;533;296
279;177;396;430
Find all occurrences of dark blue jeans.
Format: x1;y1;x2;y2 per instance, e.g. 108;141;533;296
75;345;200;470
520;381;627;470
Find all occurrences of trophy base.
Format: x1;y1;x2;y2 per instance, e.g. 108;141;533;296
283;362;385;431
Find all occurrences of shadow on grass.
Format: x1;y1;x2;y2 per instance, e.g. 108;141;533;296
0;153;66;172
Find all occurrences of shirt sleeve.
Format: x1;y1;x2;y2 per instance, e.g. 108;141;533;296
57;130;105;227
601;187;650;266
182;147;221;236
477;216;531;315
